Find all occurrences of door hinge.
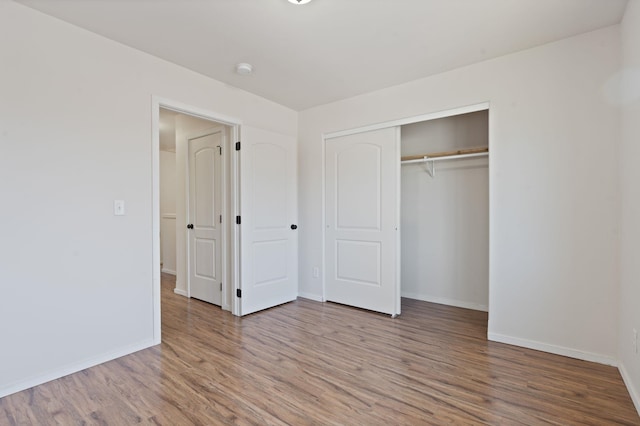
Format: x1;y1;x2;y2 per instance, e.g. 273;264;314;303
236;216;241;225
235;141;241;151
219;214;222;223
220;283;222;291
236;289;242;298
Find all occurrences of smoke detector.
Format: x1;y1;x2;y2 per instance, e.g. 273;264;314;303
288;0;312;4
235;63;253;76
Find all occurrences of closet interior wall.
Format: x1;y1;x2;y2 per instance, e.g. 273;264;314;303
401;110;489;311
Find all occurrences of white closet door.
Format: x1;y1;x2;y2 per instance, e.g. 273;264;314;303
239;126;298;315
325;127;400;316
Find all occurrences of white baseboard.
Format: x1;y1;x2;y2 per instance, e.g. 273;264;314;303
620;362;640;416
0;339;156;399
161;268;176;275
401;291;488;312
488;332;618;366
298;292;323;302
173;288;188;297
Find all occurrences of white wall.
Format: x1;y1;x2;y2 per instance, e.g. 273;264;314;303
401;112;489;311
0;2;296;398
619;0;640;413
160;150;177;274
299;26;621;363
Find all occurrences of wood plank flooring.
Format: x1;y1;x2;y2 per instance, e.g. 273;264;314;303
1;273;638;425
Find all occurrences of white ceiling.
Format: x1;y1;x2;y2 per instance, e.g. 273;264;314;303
18;0;629;111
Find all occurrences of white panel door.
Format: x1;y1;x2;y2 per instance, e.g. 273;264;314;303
188;128;223;306
325;127;400;316
239;126;297;315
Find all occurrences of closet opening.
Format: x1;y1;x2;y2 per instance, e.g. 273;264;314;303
400;110;489;314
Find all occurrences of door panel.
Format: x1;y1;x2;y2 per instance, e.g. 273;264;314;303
336;144;381;230
195;150;215;227
253;144;288;230
336;240;381;285
188;129;223;306
240;126;297;315
325;127;400;316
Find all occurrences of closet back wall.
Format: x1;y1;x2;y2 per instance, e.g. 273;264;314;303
401;111;489;311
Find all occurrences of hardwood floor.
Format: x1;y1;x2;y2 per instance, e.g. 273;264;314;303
1;273;638;425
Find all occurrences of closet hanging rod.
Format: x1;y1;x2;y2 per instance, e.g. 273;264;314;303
401;146;488;163
401;152;488;165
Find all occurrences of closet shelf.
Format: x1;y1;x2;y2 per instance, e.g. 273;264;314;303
401;146;488;177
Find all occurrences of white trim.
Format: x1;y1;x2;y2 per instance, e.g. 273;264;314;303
619;363;640;415
161;213;176;219
324;102;489;140
161;268;176;275
488;332;618;367
173;287;188;297
152;96;243;343
486;107;492;318
183;130;191;300
0;339;155;399
402;292;488;312
321;132;327;304
151;100;161;345
298;292;323;302
231;125;241;317
154;96;242;127
394;126;402;316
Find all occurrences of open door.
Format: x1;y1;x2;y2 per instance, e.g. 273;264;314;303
325;127;400;316
187;127;224;306
238;126;298;315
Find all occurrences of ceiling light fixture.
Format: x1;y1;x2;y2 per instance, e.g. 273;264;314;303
288;0;312;4
235;63;253;75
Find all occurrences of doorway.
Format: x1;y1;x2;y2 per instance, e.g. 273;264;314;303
158;108;234;308
152;99;241;343
152;97;299;343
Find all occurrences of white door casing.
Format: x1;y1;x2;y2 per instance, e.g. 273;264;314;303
188;128;224;306
325;127;400;316
239;126;298;315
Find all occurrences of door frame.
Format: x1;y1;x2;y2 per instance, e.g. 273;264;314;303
321;102;490;311
151;96;242;344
